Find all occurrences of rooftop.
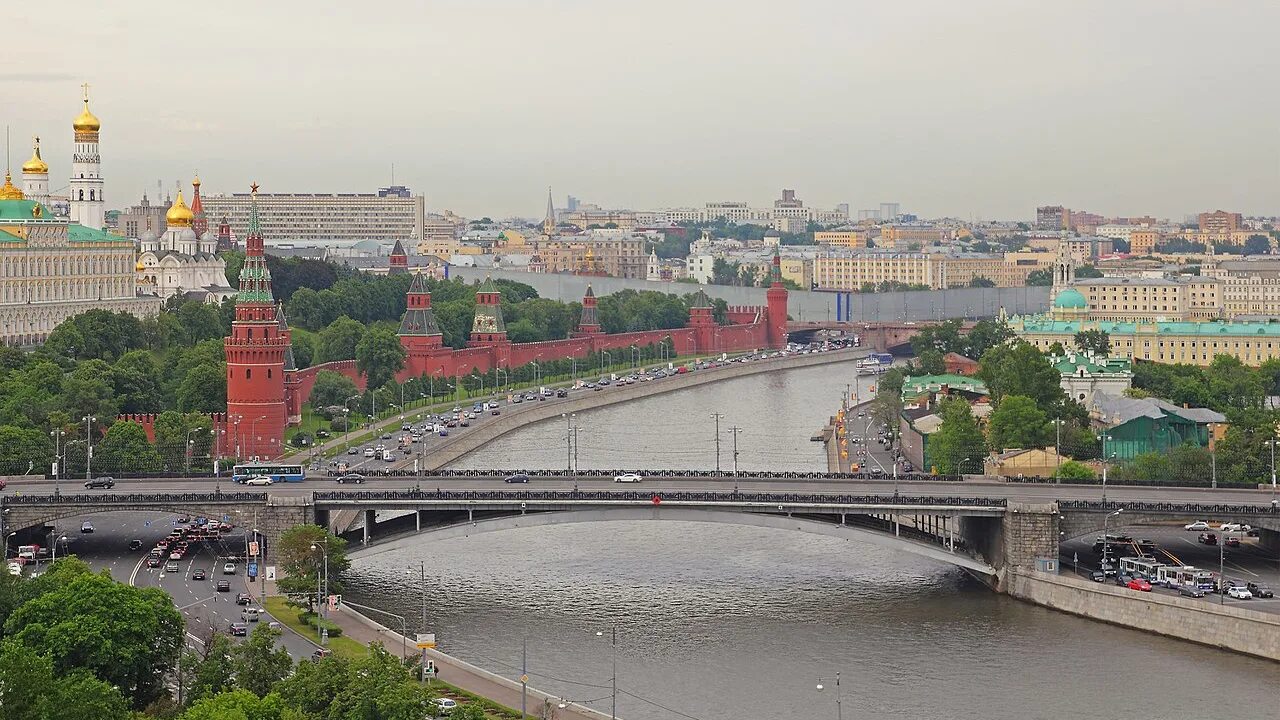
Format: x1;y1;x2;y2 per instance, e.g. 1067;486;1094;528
1013;315;1280;337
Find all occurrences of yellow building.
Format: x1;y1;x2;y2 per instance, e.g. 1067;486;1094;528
812;251;1047;290
1129;228;1159;255
881;224;950;247
779;257;812;288
814;230;871;249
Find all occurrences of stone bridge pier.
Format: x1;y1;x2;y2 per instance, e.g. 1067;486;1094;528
958;502;1060;589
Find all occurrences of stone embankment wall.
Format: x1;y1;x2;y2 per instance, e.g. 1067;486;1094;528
424;349;867;470
1007;570;1280;662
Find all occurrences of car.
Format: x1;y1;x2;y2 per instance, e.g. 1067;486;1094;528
433;698;458;715
84;476;115;489
347;447;358;455
1179;584;1206;598
165;562;179;573
236;592;253;605
244;475;273;486
1126;578;1152;592
230;622;248;637
1183;521;1211;531
363;448;375;458
315;429;330;438
1089;570;1106;582
1113;573;1134;587
491;408;500;415
1247;582;1274;598
7;562;22;576
1225;536;1241;548
512;395;522;404
504;473;530;483
192;568;206;580
216;580;231;592
169;551;183;560
147;557;162;568
128;539;143;551
1220;523;1250;532
1227;586;1253;600
223;562;237;575
336;473;366;484
311;648;334;661
556;388;568;398
80;520;94;533
242;607;260;622
1198;533;1217;545
380;433;393;440
438;429;449;437
614;473;642;483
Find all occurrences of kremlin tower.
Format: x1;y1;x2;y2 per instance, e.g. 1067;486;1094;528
765;249;789;349
388;239;409;275
69;84;104;230
224;184;290;459
573;285;602;336
191;175;208;237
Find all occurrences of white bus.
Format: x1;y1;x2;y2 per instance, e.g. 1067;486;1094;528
1156;565;1215;590
1119;557;1164;581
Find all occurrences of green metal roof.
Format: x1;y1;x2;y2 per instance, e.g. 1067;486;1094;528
67;224;130;244
0;198;44;220
0;228;21;243
901;374;989;398
1048;354;1132;375
1016;316;1280;337
1053;288;1087;309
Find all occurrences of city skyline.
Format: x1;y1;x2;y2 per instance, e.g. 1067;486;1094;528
8;1;1279;219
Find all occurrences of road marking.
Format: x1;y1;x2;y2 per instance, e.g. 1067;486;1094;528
176;595;219;611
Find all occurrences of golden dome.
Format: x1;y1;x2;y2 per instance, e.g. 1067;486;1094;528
0;171;23;200
22;138;48;174
73;99;101;134
135;259;145;272
166;190;194;227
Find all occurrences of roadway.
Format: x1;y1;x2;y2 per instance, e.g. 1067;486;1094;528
50;510;321;660
8;474;1280;508
1060;523;1280;614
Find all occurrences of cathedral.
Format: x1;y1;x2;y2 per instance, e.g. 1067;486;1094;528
136;176;237;302
0;89;160;345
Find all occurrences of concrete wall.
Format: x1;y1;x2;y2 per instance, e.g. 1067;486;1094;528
447;266;1050;322
1007;569;1280;662
425;348;868;469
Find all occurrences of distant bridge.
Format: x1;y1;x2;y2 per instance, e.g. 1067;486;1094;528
786;320;977;352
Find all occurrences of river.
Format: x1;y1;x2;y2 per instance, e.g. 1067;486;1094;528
344;362;1280;720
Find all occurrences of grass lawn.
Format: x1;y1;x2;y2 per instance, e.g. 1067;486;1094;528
262;596;368;659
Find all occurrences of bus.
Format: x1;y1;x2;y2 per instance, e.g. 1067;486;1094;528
232;463;305;483
1119;557;1164;582
1155;565;1215;590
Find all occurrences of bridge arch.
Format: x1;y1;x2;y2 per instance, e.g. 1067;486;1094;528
347;506;996;577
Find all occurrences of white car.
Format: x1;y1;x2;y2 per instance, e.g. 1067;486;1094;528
363;448;375;458
433;698;458;714
1227;586;1253;600
223;562;237;575
613;473;642;483
7;562;22;576
1184;521;1211;531
1219;523;1251;532
244;475;273;486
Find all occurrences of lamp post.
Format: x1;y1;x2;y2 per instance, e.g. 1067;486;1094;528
51;534;68;563
82;416;96;481
310;537;330;646
232;415;243;459
531;361;540;388
49;429;65;495
562;413;577;473
709;413;725;473
249;415;267;460
1096;433;1113;503
815;672;842;720
2;530;14;562
1268;438;1277;504
729;426;743;475
1052;418;1065;484
1102;509;1122;576
595;626;617;720
343;395;360;451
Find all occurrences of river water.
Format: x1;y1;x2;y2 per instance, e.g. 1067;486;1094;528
345;362;1280;720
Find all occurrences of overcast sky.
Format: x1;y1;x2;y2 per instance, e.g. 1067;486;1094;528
8;1;1278;221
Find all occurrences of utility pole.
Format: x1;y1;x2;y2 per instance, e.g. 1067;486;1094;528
521;637;528;720
730;426;743;475
710;413;725;473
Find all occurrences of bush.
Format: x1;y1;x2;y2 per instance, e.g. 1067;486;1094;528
298;611;344;638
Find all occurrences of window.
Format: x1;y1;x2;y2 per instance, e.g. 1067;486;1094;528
246;368;252;379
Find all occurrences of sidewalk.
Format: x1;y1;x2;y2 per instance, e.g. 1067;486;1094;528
253;579;611;720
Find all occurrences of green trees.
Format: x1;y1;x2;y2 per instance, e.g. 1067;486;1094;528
1056;460;1095;480
977;341;1067;410
931;397;986;474
316;317;365;363
910;318;1012;361
96;420;164;472
355;328;407;391
1074;265;1104;279
309;371;359;410
968;276;995;288
1026;268;1053;286
233;625;294;697
1073;329;1110;356
986;395;1051;451
275;526;350;611
0;643;131;720
3;567;183;708
1244;234;1271;255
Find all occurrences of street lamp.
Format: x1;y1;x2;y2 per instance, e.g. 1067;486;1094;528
1102;509;1122;576
815;672;842;720
82;416;96;481
343;395;360;451
1096;434;1113;503
49;429;65;495
310;537;330;646
595;626;617;720
51;534;68;563
1051;418;1065;484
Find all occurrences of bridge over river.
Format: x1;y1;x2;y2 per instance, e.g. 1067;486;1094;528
4;473;1278;590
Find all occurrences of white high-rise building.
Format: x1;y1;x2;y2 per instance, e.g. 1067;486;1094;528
69;85;105;230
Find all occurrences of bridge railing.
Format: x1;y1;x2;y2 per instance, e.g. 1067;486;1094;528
1060;500;1280;515
312;489;1007;507
319;468;967;482
0;491;269;505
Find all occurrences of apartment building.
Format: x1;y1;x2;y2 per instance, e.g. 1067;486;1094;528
1199;210;1243;235
813;229;873;249
201;187;425;244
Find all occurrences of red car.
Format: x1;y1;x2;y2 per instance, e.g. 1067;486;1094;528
1127;578;1152;592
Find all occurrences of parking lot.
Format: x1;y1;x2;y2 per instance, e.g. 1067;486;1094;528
1061;523;1280;611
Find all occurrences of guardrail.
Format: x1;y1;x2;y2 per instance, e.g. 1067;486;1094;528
312;489;1007;507
0;492;269;505
1059;500;1280;515
319;468;966;482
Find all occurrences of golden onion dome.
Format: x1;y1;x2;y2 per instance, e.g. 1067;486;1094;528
22;138;48;174
166;190;195;227
0;171;23;200
135;259;145;272
73;99;101;133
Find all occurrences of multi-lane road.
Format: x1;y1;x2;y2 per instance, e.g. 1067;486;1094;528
50;510;321;660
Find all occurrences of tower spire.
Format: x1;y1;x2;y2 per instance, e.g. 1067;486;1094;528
542;185;556;236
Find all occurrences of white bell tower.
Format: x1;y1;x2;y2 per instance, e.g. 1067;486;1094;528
69;83;105;230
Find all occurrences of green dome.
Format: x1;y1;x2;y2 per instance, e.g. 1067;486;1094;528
1053;288;1088;309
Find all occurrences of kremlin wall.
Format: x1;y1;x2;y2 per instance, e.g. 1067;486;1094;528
141;185;793;459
